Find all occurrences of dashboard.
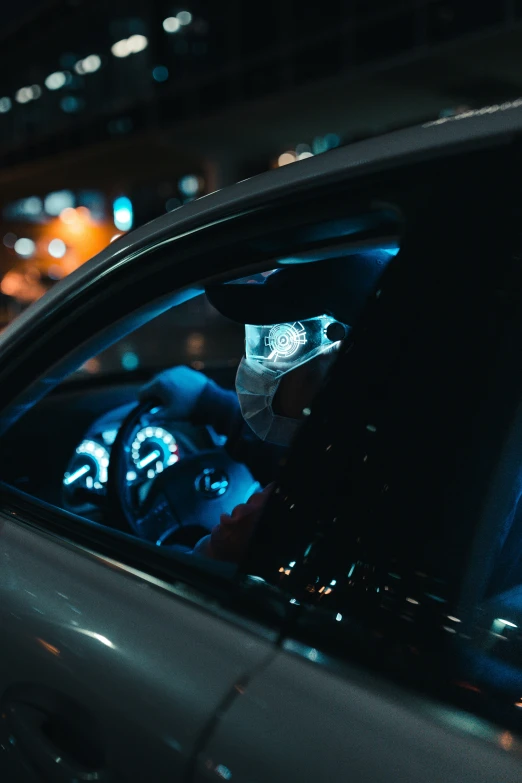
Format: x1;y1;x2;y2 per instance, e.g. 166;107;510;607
0;379;228;523
61;402;225;519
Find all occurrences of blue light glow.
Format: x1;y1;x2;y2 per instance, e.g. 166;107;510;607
63;464;90;485
137;450;161;470
61;96;81;113
121;351;139;370
152;65;169;82
45;190;74;215
113;196;133;231
496;618;518;629
178;175;201;197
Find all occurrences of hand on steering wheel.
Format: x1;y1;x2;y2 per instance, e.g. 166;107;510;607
138;366;209;420
107;400;259;550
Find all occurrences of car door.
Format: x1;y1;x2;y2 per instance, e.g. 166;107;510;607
193;179;522;781
0;501;279;782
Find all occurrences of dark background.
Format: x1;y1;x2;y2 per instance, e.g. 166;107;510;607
0;0;521;363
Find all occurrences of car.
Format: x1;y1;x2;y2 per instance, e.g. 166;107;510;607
2;101;522;782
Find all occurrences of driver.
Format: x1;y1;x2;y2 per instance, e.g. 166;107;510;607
139;253;389;563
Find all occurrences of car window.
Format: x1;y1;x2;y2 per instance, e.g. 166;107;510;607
72;294;245;378
0;249;395;588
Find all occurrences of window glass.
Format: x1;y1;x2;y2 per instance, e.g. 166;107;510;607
72;293;244;378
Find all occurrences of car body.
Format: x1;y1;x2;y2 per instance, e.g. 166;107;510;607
2;103;522;781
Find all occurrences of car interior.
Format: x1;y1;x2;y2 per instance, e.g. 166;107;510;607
0;238;399;566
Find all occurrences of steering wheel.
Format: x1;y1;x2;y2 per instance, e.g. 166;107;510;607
107;400;259;548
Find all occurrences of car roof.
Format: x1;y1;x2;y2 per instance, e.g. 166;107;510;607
2;98;522;351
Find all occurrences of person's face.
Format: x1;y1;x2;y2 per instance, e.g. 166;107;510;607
272;352;337;420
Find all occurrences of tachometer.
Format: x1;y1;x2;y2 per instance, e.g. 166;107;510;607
63;439;110;493
131;426;179;479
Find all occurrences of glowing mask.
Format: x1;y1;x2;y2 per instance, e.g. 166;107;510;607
236;315;348;445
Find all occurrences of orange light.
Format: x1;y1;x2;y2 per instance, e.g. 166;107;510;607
454;680;481;694
278;567;284;573
499;731;514;751
81;358;101;374
60;207;77;224
36;638;60;657
278;151;296;167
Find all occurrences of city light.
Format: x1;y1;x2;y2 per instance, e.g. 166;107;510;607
177;11;193;25
0;97;11;113
111;39;131;58
48;238;67;258
44;190;74;215
45;71;68;90
74;54;102;75
15;85;41;104
111;35;148;58
178;175;201;197
163;17;181;33
122;351;139;370
19;197;42;216
113;196;133;231
128;35;148;54
14;238;36;257
60;96;81;113
60;207;79;224
152;65;169;82
312;133;341;154
277;151;297;166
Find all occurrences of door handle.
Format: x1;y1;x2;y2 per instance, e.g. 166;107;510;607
1;684;109;782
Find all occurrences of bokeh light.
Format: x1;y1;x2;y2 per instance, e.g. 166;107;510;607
177;11;193;25
152;65;169;82
277;151;297;166
14;238;36;257
48;238;67;258
163;17;181;33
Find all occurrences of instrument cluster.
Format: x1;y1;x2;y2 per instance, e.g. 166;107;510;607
62;423;180;509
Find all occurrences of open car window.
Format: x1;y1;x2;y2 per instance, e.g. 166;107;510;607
72;293;244;378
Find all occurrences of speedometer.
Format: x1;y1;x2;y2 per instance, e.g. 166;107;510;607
63;439;110;494
131;426;179;479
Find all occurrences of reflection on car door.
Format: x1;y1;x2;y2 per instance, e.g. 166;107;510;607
194;646;522;783
0;514;277;782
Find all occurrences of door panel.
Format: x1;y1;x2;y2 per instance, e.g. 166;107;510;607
0;516;276;782
195;647;522;783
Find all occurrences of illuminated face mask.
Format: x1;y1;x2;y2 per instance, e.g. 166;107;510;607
236;315;348;445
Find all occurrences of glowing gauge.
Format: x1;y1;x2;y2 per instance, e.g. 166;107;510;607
63;439;110;492
265;322;307;360
131;426;179;479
